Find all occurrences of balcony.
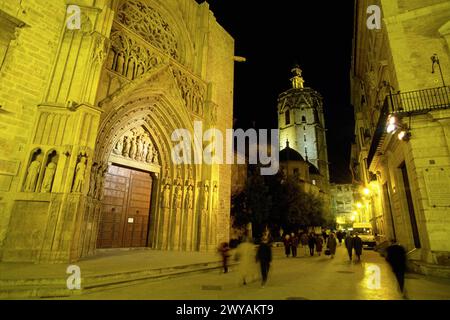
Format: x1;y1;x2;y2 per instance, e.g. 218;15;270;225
367;86;450;167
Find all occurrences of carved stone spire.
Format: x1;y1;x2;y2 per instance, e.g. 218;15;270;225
291;65;305;89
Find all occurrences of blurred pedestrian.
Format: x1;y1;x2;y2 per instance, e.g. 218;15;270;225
256;236;272;288
316;235;324;256
291;233;299;257
327;233;337;259
218;242;231;273
308;233;316;256
353;233;363;261
235;237;258;285
386;243;407;297
345;233;353;261
300;232;309;255
283;234;292;257
336;230;343;246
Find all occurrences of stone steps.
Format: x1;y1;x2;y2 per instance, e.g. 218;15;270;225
0;260;236;299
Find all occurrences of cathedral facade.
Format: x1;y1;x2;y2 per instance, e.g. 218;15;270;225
0;0;234;263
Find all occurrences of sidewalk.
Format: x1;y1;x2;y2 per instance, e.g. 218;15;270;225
0;248;225;299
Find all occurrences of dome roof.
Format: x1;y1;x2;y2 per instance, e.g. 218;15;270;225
279;143;305;162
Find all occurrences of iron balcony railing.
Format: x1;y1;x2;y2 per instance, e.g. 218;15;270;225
390;86;450;114
367;86;450;167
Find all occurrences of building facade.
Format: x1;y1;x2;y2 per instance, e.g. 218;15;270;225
0;0;234;263
351;0;450;266
330;183;358;229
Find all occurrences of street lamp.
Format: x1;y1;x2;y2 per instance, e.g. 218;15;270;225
431;54;446;87
363;188;370;196
357;202;362;209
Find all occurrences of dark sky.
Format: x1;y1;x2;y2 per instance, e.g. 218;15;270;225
197;0;356;183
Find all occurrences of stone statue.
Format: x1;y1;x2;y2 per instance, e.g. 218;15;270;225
146;144;154;163
136;135;144;161
162;184;171;208
89;164;98;196
95;165;107;200
113;138;124;155
203;183;209;210
72;157;87;193
186;186;194;210
175;186;183;209
129;137;137;159
187;166;194;187
152;149;159;164
212;183;218;210
24;155;42;192
142;141;149;162
41;160;57;193
123;136;131;157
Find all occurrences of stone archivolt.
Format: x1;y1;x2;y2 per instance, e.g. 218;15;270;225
116;0;179;61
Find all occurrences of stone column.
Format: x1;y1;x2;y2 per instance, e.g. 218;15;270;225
31;3;114;263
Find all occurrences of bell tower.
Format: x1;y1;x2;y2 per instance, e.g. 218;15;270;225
277;65;330;182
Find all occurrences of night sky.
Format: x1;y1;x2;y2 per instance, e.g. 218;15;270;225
197;0;356;183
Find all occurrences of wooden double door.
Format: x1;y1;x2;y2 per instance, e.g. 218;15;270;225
97;165;154;248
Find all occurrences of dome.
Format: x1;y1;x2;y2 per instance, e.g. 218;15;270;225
308;162;321;175
279;143;305;162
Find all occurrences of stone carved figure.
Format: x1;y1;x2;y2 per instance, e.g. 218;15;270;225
212;183;218;210
185;186;194;210
24;155;42;192
147;144;154;163
123;136;131;157
95;165;107;200
89;163;98;196
175;186;183;209
142;141;149;161
129;137;137;159
113;138;124;155
162;184;171;208
203;182;210;211
41;160;57;193
136;135;144;161
73;157;87;193
152;149;159;164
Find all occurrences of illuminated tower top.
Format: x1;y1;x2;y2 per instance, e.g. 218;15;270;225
291;65;305;89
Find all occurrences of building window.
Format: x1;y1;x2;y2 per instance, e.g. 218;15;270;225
302;116;306;123
312;179;316;185
285;110;291;125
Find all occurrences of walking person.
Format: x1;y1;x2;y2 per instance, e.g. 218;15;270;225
386;243;407;298
316;235;324;256
300;232;309;256
218;242;231;273
353;233;363;262
291;233;299;257
256;236;272;288
336;230;343;246
236;237;257;285
283;234;292;258
327;233;338;259
345;233;354;261
308;233;316;256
